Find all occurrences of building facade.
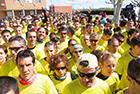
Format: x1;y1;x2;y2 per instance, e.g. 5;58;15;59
50;5;72;13
0;0;46;19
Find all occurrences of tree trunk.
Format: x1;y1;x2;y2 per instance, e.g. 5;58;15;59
114;0;123;25
114;5;117;21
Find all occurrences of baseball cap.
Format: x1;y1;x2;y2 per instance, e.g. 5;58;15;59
77;53;98;69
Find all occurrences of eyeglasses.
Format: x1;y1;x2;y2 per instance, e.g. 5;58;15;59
131;76;140;85
78;67;98;78
74;50;83;54
90;39;98;42
9;47;23;52
55;66;66;70
61;33;67;35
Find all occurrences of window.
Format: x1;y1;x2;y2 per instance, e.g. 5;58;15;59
14;0;20;2
37;0;41;3
25;0;33;3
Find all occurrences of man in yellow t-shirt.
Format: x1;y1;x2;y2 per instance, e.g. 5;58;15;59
0;36;46;77
39;41;55;76
63;53;111;94
26;30;45;61
98;29;112;49
107;38;121;62
67;26;81;45
117;58;140;94
83;33;105;53
115;35;140;89
74;20;81;38
59;27;69;50
15;50;58;94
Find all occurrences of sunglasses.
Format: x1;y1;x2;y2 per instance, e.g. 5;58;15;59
74;50;83;54
61;33;67;35
78;67;98;78
90;39;98;42
55;66;66;70
9;47;22;52
118;39;124;43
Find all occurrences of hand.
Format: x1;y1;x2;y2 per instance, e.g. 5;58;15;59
88;9;91;13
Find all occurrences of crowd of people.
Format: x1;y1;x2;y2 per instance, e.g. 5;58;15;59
0;8;140;94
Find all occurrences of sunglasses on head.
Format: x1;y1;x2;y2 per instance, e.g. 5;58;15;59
55;66;66;70
74;50;83;54
9;47;22;52
78;67;98;78
90;39;98;42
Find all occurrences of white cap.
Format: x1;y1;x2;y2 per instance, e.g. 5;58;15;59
77;53;98;69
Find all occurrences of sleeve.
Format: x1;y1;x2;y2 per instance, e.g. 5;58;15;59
45;76;58;94
35;60;48;75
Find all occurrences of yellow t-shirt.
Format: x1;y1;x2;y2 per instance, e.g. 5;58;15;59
115;52;134;75
16;74;58;94
119;70;129;90
69;58;78;77
120;42;130;54
28;45;45;61
83;45;105;53
75;28;81;38
98;38;108;49
39;58;54;76
62;77;112;94
105;72;120;94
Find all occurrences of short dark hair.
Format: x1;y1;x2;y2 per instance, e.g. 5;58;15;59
49;54;70;71
86;23;93;28
51;37;61;43
0;76;19;94
16;49;35;65
130;35;140;47
120;20;127;27
67;26;75;35
104;29;112;36
26;29;36;38
1;29;11;35
68;39;76;46
127;58;140;79
113;27;122;32
108;38;118;45
127;29;138;36
58;26;67;32
44;41;55;48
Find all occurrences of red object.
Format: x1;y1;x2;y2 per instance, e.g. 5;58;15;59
103;13;107;18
